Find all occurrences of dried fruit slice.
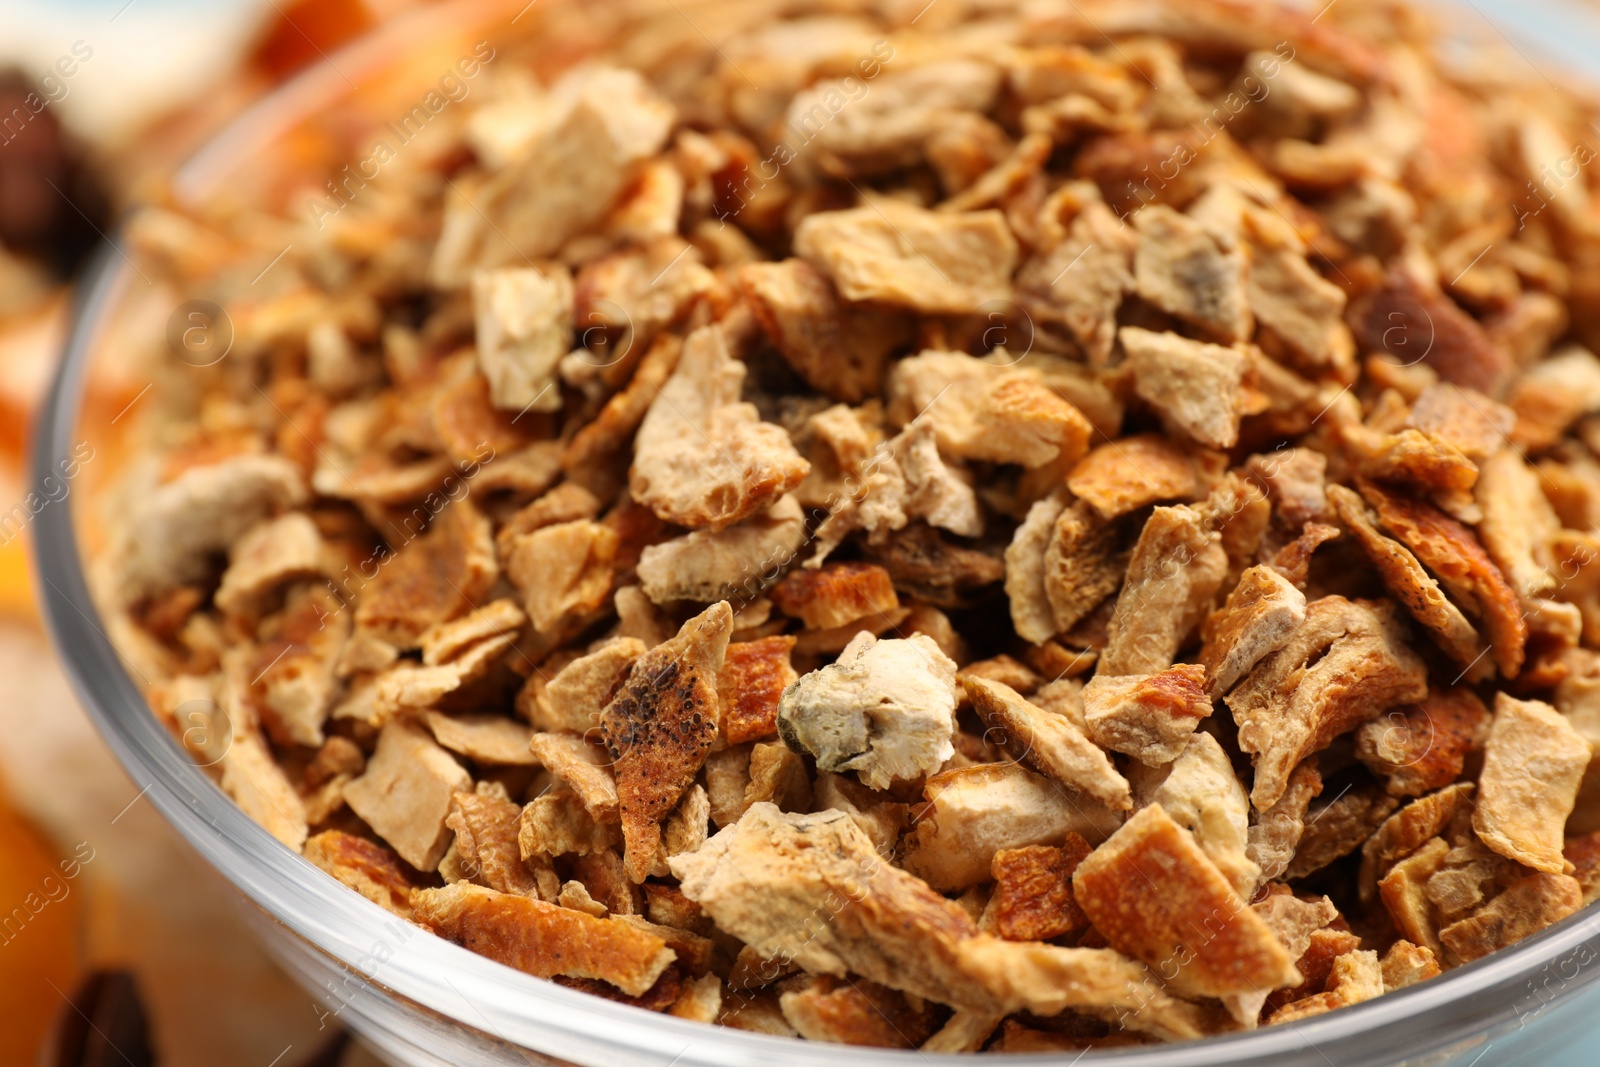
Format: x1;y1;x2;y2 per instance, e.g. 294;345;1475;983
412;883;677;996
1072;805;1299;1002
601;601;732;881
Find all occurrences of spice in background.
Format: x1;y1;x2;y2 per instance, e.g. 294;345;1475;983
0;70;108;280
47;971;155;1067
44;972;355;1067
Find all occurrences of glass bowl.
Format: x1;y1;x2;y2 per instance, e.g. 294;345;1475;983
30;1;1600;1064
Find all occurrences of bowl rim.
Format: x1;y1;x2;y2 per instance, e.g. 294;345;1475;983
29;2;1600;1064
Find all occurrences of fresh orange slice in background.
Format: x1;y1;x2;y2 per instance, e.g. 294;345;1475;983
0;297;69;1053
0;778;85;1065
0;537;32;622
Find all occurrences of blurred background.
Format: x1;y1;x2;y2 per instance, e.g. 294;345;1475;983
0;3;427;1063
